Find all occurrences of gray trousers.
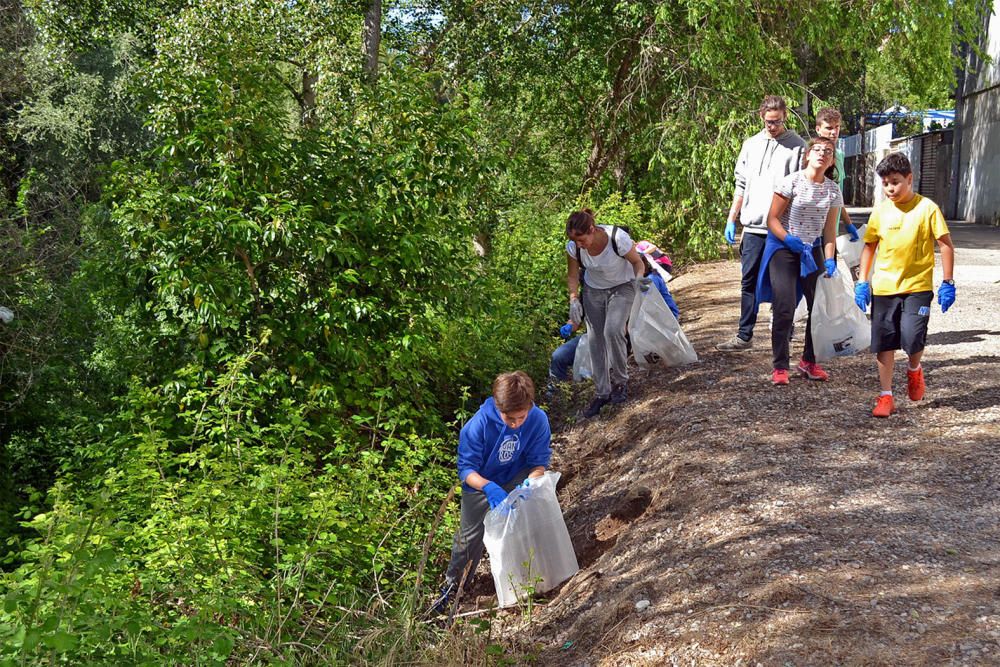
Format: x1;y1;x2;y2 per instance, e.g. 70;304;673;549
444;468;531;588
582;280;636;398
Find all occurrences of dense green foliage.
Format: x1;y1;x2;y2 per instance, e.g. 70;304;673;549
0;0;984;662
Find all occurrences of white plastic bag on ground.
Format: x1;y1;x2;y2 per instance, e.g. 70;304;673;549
482;471;579;608
836;224;866;282
628;284;698;367
571;334;592;382
810;259;871;361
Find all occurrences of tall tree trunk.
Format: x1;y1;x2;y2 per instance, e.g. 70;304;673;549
301;70;318;129
363;0;381;85
795;44;812;126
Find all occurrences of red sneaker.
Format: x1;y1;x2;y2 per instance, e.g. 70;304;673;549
872;394;896;418
797;359;829;381
907;367;925;401
772;369;789;385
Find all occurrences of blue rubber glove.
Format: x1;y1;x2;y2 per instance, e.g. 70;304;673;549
782;234;809;254
483;482;508;510
854;281;871;312
724;220;737;245
559;323;573;340
824;258;837;278
845;223;860;242
938;282;956;313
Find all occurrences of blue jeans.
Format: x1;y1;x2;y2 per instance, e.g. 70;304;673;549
738;232;767;341
549;336;582;382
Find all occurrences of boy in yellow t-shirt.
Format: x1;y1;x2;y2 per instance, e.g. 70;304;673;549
853;153;955;418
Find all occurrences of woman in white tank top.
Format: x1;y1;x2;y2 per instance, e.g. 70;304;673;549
564;209;645;417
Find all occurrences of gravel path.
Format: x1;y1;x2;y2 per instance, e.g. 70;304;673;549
496;221;1000;666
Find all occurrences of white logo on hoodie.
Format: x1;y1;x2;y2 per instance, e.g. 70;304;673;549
498;436;519;463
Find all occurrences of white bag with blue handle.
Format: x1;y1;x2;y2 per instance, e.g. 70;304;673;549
836;223;867;282
482;471;578;608
810;258;871;361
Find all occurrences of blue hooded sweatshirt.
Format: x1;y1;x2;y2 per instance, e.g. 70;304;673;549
457;397;551;491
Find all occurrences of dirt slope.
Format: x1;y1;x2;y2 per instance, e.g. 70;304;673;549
497;223;1000;666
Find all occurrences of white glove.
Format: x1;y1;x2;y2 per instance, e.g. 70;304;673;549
569;297;584;326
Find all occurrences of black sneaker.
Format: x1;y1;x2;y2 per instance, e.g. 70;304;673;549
583;395;611;418
428;581;456;616
610;383;627;404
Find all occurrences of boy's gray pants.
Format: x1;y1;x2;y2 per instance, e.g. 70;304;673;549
444;468;531;588
582;280;636;398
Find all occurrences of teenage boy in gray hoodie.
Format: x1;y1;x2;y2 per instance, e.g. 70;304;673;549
718;96;806;352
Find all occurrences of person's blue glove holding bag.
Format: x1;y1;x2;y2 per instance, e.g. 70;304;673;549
483;482;508;510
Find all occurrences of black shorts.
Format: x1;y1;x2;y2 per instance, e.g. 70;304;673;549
870;292;933;355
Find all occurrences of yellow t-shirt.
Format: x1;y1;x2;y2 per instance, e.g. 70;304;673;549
864;194;950;295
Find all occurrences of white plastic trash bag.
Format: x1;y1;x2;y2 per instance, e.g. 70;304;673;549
836;224;866;282
810;259;871;361
628;284;698;368
482;471;579;608
572;334;592;382
793;295;808;325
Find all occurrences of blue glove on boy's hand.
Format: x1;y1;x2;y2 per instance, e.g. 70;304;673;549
783;234;809;254
559;323;573;339
845;223;860;241
724;221;737;245
854;281;871;312
938;282;956;313
824;258;837;278
483;482;508;510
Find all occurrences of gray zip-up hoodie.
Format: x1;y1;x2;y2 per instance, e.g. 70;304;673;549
733;129;806;234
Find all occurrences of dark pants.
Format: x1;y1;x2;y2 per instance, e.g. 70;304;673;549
738;232;768;341
444;468;531;589
871;292;933;354
768;246;824;370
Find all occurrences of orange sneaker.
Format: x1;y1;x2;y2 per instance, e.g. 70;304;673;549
797;359;829;381
772;369;789;385
907;367;925;401
872;394;896;418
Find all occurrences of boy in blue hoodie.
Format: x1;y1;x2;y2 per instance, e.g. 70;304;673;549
431;371;552;614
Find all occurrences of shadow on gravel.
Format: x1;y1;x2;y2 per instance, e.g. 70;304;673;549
924;329;1000;346
929;386;1000;411
927;354;1000;371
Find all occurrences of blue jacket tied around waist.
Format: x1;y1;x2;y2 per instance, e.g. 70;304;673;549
755;232;821;309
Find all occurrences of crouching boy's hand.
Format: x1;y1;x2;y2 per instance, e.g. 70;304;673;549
482;482;508;510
